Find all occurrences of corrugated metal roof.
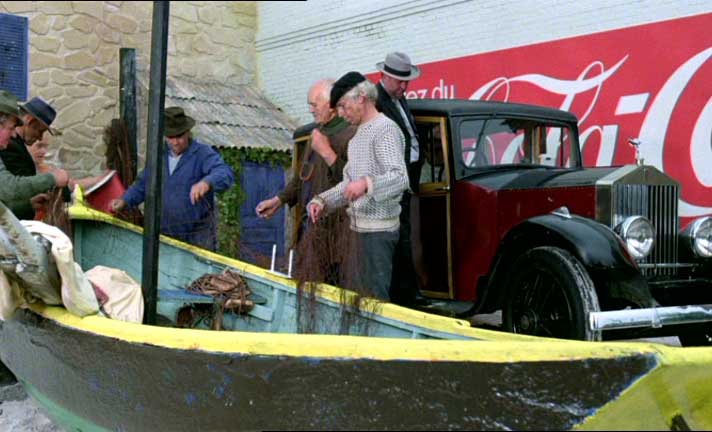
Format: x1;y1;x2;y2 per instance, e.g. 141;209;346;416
164;78;298;151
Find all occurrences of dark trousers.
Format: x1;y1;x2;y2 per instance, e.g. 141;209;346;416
349;229;399;301
389;191;419;305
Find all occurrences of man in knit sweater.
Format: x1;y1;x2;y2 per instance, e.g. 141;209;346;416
308;72;409;300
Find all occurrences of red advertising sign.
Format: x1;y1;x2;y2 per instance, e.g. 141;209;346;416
369;13;712;223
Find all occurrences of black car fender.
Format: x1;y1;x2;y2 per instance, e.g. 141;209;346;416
477;213;654;313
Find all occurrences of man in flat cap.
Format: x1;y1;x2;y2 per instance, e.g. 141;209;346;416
375;51;425;307
0;91;69;218
308;72;409;301
110;107;235;251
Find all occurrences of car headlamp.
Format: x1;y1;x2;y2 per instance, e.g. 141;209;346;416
615;216;654;260
681;216;712;258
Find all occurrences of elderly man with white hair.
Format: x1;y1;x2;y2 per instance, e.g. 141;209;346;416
308;71;409;301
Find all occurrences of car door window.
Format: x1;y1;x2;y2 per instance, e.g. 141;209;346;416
457;118;576;178
416;119;448;187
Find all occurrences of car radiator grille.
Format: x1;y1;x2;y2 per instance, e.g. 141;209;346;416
613;183;679;276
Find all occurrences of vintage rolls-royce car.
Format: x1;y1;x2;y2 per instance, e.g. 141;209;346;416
292;99;712;345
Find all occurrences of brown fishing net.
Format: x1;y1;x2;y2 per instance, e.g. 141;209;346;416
103;119;143;225
292;207;381;336
182;269;254;330
39;188;71;236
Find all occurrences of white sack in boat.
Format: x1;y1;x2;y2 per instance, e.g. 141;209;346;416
0;203;61;305
21;221;99;317
0;271;24;320
85;265;144;323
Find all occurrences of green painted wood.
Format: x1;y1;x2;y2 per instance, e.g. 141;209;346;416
74;218;474;340
23;380;109;432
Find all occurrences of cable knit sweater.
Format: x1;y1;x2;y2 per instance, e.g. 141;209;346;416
312;113;409;233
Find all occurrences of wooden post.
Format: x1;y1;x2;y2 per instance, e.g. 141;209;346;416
119;48;138;180
141;0;169;325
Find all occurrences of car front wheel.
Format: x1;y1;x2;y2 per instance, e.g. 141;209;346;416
502;246;602;341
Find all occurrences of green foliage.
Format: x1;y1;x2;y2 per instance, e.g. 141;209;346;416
238;147;292;167
216;147;292;258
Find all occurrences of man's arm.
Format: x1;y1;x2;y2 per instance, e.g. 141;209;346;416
0;158;61;216
199;146;235;194
365;122;409;202
121;169;148;208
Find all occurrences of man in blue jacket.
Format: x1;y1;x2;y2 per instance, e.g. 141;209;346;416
110;107;234;251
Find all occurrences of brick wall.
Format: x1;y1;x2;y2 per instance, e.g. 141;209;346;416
257;0;711;124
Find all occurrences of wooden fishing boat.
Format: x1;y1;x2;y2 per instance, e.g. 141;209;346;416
1;199;711;431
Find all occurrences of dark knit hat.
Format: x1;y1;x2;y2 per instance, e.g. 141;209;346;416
330;71;367;108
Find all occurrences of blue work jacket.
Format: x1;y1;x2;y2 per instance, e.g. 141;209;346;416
122;139;234;250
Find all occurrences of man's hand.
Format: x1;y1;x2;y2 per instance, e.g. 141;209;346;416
109;198;126;213
50;168;69;188
190;180;211;205
343;177;368;201
308;201;323;224
255;196;282;219
30;193;49;210
310;129;337;166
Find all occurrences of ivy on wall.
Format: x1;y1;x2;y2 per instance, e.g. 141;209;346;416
216;147;292;258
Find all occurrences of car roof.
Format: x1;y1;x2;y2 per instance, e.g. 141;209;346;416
292;99;579;140
408;98;579;124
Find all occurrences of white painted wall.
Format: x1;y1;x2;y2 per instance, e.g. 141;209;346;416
257;0;710;124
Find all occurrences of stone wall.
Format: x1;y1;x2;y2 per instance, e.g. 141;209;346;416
0;1;256;177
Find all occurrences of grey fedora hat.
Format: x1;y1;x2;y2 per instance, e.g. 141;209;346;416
375;51;420;81
21;97;57;135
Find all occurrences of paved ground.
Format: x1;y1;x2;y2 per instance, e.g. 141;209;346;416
0;383;61;432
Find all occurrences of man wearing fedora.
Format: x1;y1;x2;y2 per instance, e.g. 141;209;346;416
375;51;426;307
1;96;70;219
0;91;69;218
110;107;234;251
308;71;409;301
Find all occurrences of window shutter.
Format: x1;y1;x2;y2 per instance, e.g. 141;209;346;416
0;13;29;101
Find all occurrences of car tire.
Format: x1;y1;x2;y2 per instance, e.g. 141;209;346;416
502;246;602;341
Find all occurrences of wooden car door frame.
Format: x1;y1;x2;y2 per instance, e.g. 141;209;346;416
413;116;454;299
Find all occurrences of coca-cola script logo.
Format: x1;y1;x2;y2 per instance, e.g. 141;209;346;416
369;13;712;225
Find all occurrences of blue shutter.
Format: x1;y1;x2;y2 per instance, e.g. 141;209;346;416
0;13;29;101
239;161;285;263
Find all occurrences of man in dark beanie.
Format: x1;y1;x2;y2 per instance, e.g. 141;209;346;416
308;72;409;301
110;107;235;251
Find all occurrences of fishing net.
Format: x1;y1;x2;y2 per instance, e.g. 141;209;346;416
292;207;382;336
104;119;143;226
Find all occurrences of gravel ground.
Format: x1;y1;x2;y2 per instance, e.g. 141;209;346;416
0;384;61;432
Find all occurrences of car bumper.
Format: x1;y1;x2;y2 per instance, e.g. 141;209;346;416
589;304;712;331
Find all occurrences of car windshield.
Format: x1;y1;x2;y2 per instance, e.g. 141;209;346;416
457;118;577;179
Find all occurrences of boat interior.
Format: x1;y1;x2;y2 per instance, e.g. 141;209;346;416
71;210;478;341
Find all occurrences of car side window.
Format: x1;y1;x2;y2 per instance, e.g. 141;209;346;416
416;120;447;185
458;118;575;177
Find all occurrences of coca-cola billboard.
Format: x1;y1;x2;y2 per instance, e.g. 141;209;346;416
368;13;712;225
